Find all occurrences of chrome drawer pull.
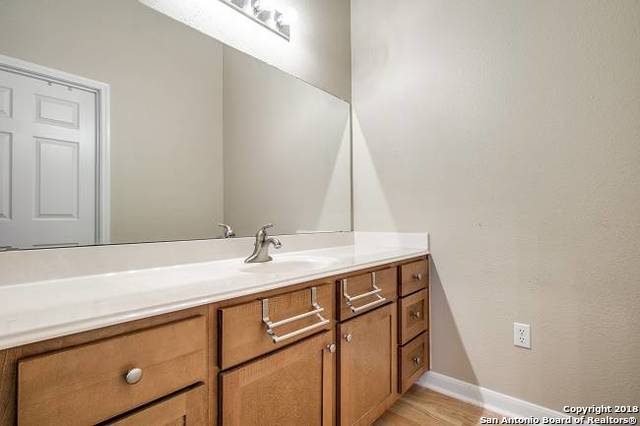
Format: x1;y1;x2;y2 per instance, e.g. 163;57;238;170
124;368;143;385
262;287;329;344
341;272;387;313
350;295;386;313
267;306;324;329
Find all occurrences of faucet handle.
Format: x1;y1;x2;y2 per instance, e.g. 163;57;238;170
255;224;275;241
257;224;274;236
218;223;235;238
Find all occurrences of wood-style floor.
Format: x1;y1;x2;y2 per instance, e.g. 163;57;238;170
375;386;501;426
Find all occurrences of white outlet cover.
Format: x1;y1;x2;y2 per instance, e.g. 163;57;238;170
513;322;531;349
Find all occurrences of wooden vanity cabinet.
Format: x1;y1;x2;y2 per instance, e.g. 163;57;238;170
219;331;335;426
338;303;397;426
0;255;429;426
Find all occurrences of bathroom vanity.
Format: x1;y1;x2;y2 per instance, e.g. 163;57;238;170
0;1;429;424
0;251;429;425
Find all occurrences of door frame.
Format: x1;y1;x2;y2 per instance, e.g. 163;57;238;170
0;53;111;244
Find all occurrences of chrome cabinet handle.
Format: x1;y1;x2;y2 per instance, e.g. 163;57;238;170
344;333;353;343
262;287;329;344
327;343;336;353
413;272;423;281
341;272;387;313
124;368;143;385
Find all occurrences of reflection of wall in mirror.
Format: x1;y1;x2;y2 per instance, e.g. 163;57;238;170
222;46;351;237
0;0;225;244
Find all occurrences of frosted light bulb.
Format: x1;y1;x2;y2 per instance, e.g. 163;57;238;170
255;0;273;12
277;8;298;27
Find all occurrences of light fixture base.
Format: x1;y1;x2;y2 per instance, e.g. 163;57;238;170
219;0;291;41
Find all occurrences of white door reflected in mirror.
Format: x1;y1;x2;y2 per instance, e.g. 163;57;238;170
0;68;98;249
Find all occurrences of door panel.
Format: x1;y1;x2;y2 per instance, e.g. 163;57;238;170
35;137;79;218
0;131;11;220
220;331;335;426
0;86;11;117
35;95;79;129
0;67;96;249
339;303;397;426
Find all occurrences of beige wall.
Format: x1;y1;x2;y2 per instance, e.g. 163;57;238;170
0;0;225;243
140;0;351;101
223;47;351;237
352;0;640;411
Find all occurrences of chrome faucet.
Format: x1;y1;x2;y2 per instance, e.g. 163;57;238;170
244;224;282;263
218;223;236;238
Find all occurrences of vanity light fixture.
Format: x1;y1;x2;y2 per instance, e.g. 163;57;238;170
218;0;294;41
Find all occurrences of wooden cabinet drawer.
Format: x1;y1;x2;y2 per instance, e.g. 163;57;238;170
220;331;335;426
399;259;428;297
219;283;334;369
399;332;429;394
398;289;429;345
338;267;397;321
17;316;207;426
105;384;207;425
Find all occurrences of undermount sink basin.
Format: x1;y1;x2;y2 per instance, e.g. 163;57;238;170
239;255;337;274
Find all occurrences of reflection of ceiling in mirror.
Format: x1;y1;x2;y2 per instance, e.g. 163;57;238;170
140;0;352;102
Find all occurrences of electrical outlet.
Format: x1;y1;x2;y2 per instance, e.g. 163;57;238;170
513;322;531;349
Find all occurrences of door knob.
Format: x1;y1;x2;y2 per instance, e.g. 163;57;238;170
413;272;423;281
344;333;353;343
412;356;422;366
410;311;422;319
124;367;143;385
326;343;336;353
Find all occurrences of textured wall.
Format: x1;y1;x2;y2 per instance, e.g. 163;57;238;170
352;0;640;411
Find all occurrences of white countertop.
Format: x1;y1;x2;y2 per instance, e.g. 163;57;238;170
0;243;427;350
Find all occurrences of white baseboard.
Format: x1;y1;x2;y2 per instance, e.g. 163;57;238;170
417;371;572;420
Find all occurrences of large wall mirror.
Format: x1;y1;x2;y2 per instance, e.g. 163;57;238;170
0;0;351;250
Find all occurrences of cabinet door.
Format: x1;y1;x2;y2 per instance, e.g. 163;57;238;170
339;303;397;426
104;384;206;426
220;331;335;426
